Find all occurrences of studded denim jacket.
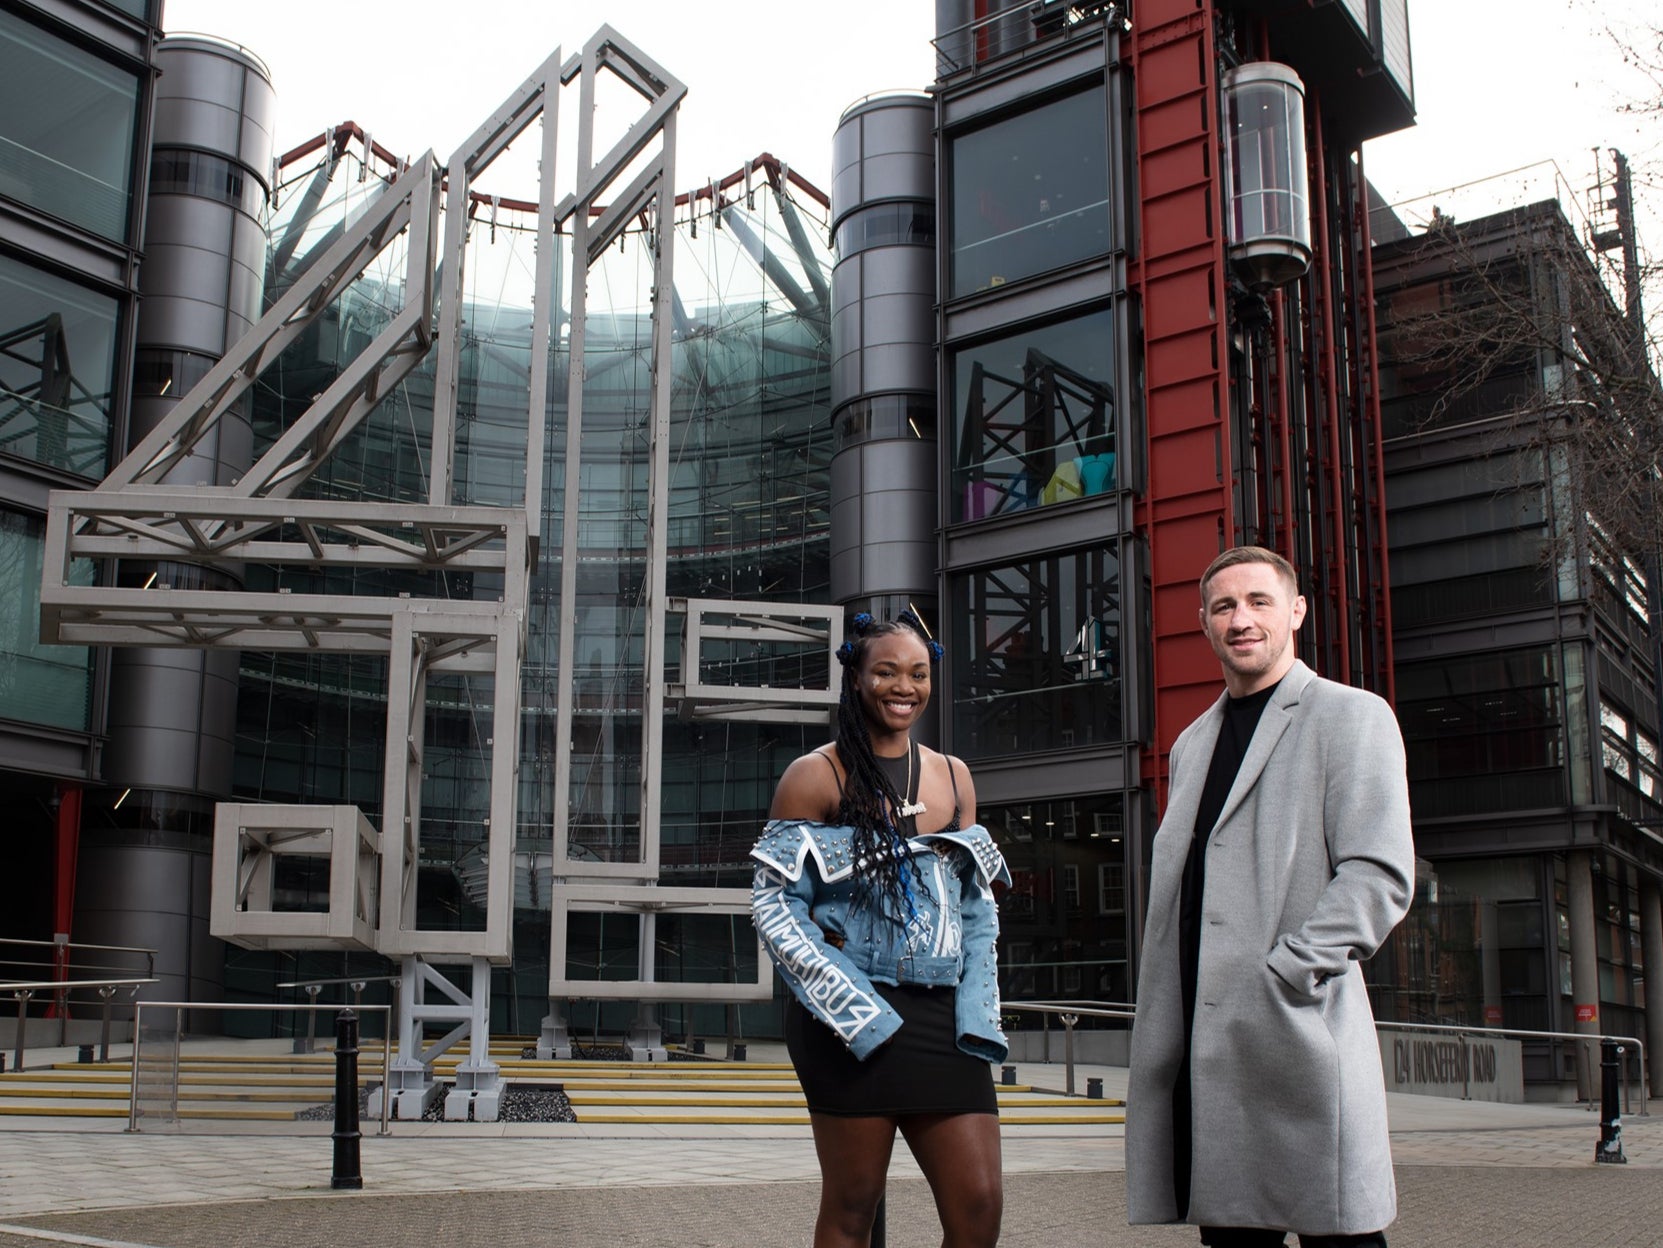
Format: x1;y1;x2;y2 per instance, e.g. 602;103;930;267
750;819;1011;1063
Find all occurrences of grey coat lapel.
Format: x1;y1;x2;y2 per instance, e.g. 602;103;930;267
1207;662;1313;834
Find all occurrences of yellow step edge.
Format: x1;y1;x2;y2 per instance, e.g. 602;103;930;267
999;1115;1126;1125
568;1095;809;1108
573;1112;813;1125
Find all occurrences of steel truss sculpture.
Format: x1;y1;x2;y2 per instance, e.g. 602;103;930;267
40;26;835;1120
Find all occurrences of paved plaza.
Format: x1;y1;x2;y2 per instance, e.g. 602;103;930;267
0;1052;1658;1246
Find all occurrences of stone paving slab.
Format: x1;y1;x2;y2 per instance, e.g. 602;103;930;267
2;1046;1660;1246
2;1167;1662;1248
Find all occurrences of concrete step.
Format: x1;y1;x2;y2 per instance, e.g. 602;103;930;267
0;1049;1123;1127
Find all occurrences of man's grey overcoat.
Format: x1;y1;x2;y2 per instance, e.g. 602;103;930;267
1126;660;1415;1236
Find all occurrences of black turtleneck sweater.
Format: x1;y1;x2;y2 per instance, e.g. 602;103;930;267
1172;678;1280;1216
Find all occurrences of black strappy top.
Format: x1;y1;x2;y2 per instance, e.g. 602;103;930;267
819;740;963;835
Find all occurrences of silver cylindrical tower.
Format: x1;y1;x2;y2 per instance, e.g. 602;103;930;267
78;35;274;1004
828;93;940;722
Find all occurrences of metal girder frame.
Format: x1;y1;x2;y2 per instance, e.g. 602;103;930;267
39;63;529;970
547;884;770;1002
376;606;523;961
547;29;689;1001
666;598;841;725
101;155;440;497
209;804;378;951
429;47;563;540
40;493;522;652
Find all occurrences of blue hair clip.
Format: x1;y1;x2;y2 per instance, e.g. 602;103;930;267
835;640;856;667
851;612;875;634
927;639;944;663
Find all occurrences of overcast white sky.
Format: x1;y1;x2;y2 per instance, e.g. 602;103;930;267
161;0;1658;248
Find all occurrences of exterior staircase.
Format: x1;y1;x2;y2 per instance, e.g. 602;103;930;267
0;1040;1125;1127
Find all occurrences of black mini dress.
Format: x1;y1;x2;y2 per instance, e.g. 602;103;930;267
785;746;999;1118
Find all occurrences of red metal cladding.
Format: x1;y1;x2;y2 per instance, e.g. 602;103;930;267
1131;0;1232;805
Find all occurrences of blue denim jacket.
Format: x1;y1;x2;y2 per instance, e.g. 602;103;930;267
750;819;1011;1063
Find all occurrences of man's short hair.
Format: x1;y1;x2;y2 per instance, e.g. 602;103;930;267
1199;545;1299;601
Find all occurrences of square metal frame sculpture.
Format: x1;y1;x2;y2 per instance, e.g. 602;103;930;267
210;804;378;951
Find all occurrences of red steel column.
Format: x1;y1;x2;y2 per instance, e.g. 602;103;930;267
48;783;82;1016
1131;0;1233;806
1306;95;1352;682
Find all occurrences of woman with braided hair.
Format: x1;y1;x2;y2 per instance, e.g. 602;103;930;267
751;612;1009;1247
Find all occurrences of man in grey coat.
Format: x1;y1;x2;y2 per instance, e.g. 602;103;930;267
1126;546;1414;1247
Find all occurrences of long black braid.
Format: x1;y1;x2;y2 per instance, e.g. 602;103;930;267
834;612;945;925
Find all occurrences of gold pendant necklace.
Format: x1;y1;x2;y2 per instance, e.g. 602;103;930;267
899;739;927;820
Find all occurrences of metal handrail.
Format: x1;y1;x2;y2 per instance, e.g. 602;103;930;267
1003;1000;1134;1094
931;0;1128;75
129;1000;393;1137
4;976;157;1072
1377;1020;1651;1116
0;978;156;991
275;975;401;993
0;937;157;980
1001;1003;1653;1118
273;977;403;1050
0;937;157;955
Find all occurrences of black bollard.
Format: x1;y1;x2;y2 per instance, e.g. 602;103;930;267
332;1009;364;1189
1595;1038;1627;1164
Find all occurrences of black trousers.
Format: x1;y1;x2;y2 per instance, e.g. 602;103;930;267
1199;1229;1388;1247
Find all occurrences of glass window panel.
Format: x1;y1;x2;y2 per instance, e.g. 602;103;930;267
0;254;117;476
951;308;1116;522
150;148;267;219
0;20;139;240
833;201;934;259
1396;647;1568;815
988;793;1130;1003
949;88;1111;297
950;546;1121;758
0;509;93;731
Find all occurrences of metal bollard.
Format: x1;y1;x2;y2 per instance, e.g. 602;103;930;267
1596;1039;1627;1164
1001;1064;1016;1086
1086;1076;1103;1099
332;1010;364;1189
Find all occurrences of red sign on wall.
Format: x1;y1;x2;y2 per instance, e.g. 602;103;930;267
1483;1005;1503;1026
1575;1004;1599;1024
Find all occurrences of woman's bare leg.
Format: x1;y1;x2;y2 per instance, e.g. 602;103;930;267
899;1111;1003;1247
808;1112;900;1247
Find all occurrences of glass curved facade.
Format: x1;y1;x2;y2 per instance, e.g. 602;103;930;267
230;143;833;1024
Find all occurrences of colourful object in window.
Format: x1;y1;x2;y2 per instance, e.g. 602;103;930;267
1042;460;1083;505
1077;452;1115;495
963;480;1001;520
